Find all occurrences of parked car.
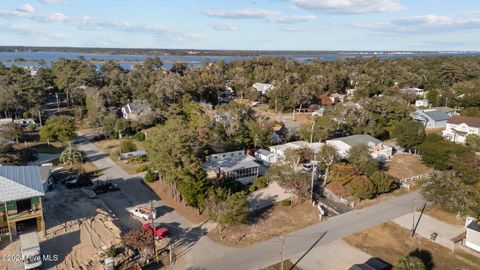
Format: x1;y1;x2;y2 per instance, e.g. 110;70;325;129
142;223;169;239
127;205;157;220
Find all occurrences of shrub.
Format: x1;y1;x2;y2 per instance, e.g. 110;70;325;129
133;131;146;142
395;256;425;270
144;169;159;182
347;175;375;200
370;171;394;194
136;163;149;173
249;176;268;192
120;139;137;153
281;199;291;207
106;246;119;258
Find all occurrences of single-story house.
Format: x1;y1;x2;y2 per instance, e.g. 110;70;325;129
400;87;425;97
465;217;480;253
119;149;147;160
252;83;274;95
121;100;153;120
443;116;480;144
411;108;450;129
326;134;393;162
255;141;324;166
0;166;50;242
203;150;260;184
415;99;429;108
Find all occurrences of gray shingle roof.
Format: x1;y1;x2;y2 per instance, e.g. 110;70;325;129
333;135;381;147
423;110;449;121
0;166;45;202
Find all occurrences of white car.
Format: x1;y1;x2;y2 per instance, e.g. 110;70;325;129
127;205;157;220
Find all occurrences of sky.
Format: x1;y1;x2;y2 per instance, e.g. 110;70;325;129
0;0;479;51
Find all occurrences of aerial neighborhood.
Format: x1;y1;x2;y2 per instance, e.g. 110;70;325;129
0;51;479;270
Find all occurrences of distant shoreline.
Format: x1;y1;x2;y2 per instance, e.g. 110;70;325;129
1;46;478;57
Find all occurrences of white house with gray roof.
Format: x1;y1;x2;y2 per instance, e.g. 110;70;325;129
411;108;450;129
203;150;260;184
326;135;393;162
255;141;324;166
121;100;153;120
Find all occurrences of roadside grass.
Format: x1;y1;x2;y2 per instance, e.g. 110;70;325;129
32;143;65;154
386;153;430;180
424;204;465;227
344;222;478;270
355;187;410;209
261;260;302;270
456;252;480;266
208;200;319;247
94;139;146;174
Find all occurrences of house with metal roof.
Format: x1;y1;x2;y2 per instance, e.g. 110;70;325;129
203;150;260;184
326;135;393;162
255;141;324;166
0;166;49;242
411;108;450;129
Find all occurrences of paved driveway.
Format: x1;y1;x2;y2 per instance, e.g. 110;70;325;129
183;191;427;270
75;136;191;236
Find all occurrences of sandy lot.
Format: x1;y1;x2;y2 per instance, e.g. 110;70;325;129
386;153;430;180
41;189;122;269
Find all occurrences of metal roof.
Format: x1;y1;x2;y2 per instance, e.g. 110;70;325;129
216;155;260;172
331;135;381;147
256;149;274;156
0;166;45;202
423;109;449;122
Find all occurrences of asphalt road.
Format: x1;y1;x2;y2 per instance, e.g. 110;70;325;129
186;191;426;270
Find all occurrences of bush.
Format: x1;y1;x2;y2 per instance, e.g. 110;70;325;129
249;176;268;192
144;169;159;182
136;163;149;173
133;131;146;142
120;139;137;153
395;256;425;270
370;171;394;194
106;246;119;258
347;175;375;200
281;199;291;206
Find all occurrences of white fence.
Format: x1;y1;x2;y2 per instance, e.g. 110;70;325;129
397;170;433;189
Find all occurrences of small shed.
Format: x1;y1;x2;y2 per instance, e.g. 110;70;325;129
119;150;147;160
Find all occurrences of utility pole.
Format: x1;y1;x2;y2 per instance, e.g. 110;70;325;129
411;198;417;237
150;200;158;262
56;92;60;110
310;154;317;203
38;110;42;127
280;235;285;270
310;120;316;144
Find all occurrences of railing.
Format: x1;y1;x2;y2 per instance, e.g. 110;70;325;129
0;227;9;235
7;208;42;220
397;170;434;189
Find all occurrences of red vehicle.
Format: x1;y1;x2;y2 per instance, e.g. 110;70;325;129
142;223;169;239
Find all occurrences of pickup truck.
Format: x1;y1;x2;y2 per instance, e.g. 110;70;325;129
127;205;157;220
142;223;169;239
20;232;42;270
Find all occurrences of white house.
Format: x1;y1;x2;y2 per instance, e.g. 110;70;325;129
14;118;36;127
253;83;274;95
415;99;429;108
442;116;480;143
121;100;152;120
326;134;393;162
465;217;480;253
411;108;450;129
255;141;324;166
401;87;425;97
203;150;260;184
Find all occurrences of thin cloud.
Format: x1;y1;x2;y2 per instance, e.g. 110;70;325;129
210;22;237;31
205;8;316;24
289;0;405;14
355;15;480;34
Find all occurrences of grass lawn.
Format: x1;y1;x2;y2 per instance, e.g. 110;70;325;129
344;222;479;270
94;139;147;174
32;143;65;154
208;200;320;247
386;153;430;179
424;204;466;227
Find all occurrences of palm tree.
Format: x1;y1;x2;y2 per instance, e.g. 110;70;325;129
59;143;84;165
